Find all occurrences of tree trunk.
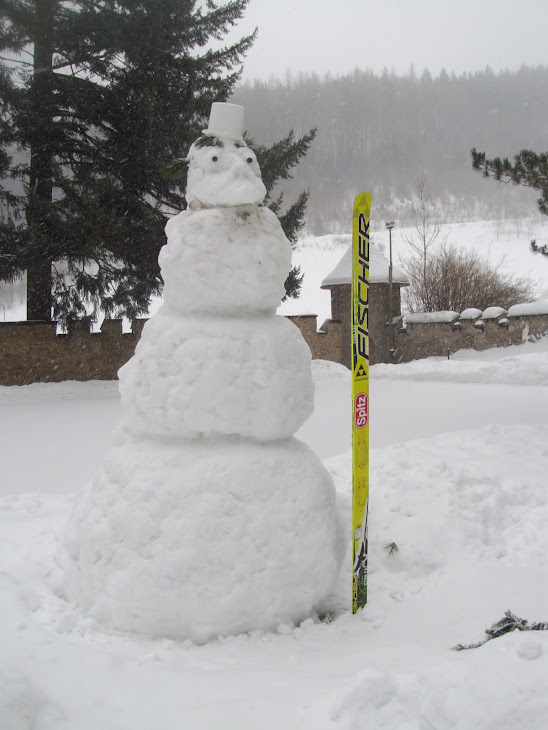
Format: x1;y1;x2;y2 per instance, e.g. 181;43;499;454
27;263;53;321
26;0;55;321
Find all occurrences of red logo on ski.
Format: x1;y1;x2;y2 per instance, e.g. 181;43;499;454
354;393;368;428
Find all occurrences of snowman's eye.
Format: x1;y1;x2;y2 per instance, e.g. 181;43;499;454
247;157;253;163
212;155;218;162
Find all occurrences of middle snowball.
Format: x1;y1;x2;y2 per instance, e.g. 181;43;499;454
119;313;315;441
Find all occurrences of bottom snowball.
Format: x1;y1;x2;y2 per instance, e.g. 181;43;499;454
60;434;345;643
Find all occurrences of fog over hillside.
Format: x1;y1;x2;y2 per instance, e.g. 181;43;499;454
232;66;548;232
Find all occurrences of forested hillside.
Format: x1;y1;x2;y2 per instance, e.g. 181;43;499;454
231;66;548;231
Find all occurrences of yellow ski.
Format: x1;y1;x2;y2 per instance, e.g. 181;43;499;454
351;192;371;613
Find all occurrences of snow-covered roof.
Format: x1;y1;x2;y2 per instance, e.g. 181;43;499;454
321;245;409;288
508;300;548;317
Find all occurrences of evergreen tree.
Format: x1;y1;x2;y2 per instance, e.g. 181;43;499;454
242;127;316;298
0;0;118;319
531;240;548;256
51;0;256;323
471;147;548;257
1;0;313;321
0;0;256;322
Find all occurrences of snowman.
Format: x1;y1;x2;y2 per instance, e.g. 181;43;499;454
61;103;344;643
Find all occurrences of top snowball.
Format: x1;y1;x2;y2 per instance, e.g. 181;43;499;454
185;102;267;208
185;139;266;208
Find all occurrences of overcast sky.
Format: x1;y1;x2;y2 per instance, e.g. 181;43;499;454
226;0;548;82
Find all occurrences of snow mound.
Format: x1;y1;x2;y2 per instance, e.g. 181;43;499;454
373;338;548;385
326;422;548;613
61;436;345;643
310;359;350;381
482;306;507;319
460;308;483;320
119;313;314;441
162;206;290;316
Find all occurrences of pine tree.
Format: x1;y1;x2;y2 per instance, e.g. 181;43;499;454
1;1;313;321
51;0;256;323
471;147;548;257
0;0;255;322
252;128;316;299
0;0;119;319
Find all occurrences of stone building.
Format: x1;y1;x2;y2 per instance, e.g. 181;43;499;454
320;244;409;366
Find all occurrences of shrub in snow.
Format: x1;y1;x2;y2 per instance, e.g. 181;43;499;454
454;610;548;651
403;239;536;314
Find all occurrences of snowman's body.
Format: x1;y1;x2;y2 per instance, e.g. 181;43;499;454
61;116;344;642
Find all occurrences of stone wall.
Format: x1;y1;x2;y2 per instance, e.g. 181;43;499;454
286;315;342;364
3;302;547;386
324;283;548;366
0;315;342;386
392;310;548;363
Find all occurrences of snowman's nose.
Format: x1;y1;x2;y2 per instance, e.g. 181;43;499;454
230;156;255;175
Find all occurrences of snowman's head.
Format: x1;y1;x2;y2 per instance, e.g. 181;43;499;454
185;135;267;209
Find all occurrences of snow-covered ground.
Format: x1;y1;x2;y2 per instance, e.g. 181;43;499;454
2;339;548;729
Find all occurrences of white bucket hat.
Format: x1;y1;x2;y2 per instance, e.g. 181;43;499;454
202;102;245;143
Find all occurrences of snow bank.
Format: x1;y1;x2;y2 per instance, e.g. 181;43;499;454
310;359;350;381
373;338;548;385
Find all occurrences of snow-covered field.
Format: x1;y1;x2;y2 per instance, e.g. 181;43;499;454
278;217;548;326
1;339;548;729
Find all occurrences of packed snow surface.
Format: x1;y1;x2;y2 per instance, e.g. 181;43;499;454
1;338;548;728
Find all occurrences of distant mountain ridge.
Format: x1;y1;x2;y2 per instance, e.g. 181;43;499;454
231;66;548;232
